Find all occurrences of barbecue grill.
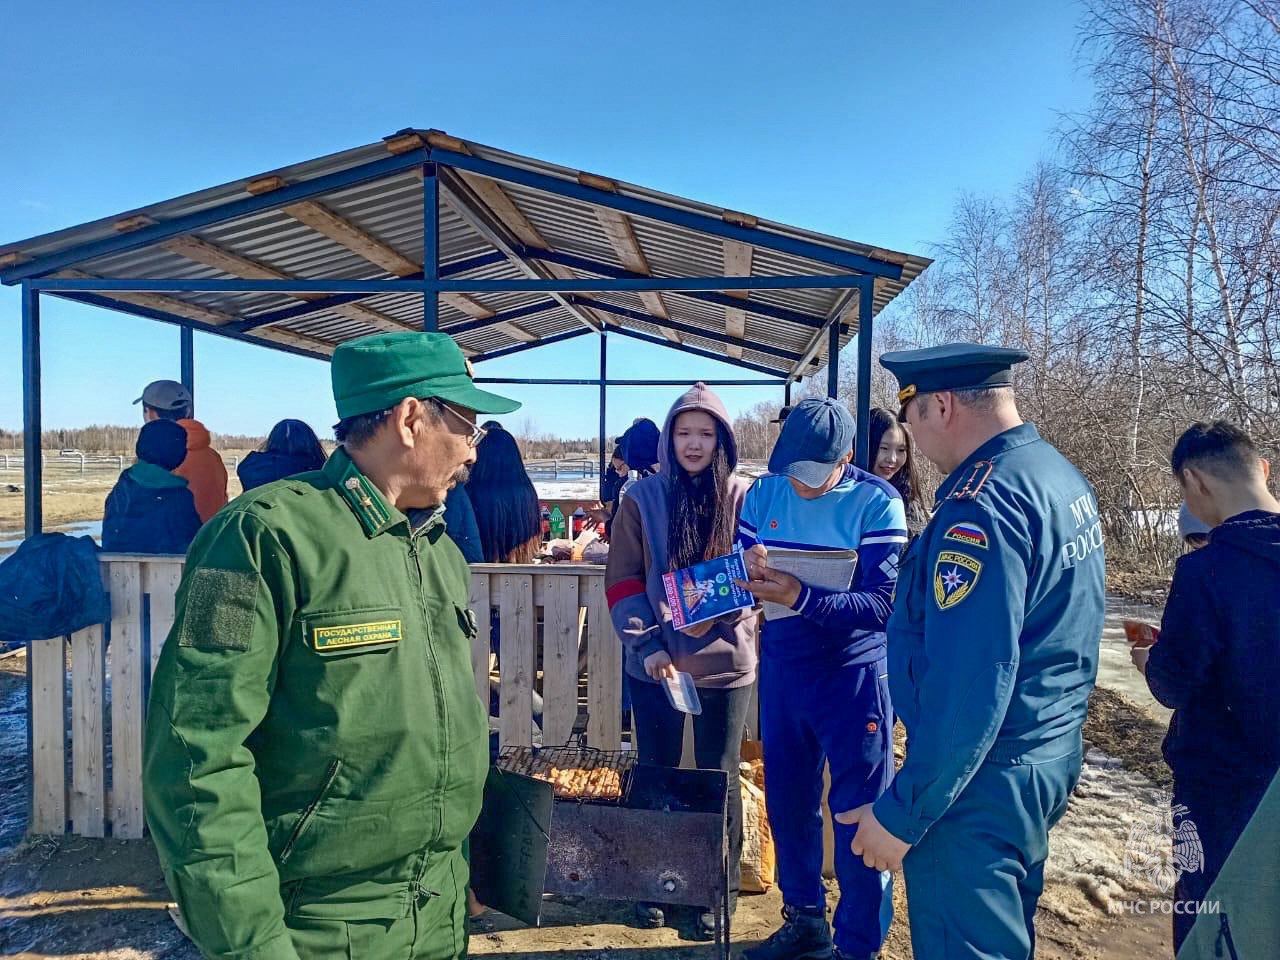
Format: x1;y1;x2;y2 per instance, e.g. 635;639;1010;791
471;742;732;958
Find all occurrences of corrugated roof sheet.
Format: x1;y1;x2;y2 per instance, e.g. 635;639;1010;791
0;128;931;377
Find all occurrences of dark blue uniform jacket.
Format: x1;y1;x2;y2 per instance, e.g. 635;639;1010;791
875;423;1105;844
1148;509;1280;785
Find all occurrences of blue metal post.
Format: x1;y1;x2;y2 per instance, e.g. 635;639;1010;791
21;284;42;539
598;333;607;500
423;162;439;332
854;277;874;469
180;327;195;412
827;317;840;400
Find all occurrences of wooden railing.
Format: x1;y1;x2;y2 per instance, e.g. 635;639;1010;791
28;555;616;839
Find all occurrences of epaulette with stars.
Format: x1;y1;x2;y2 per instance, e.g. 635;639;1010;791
340;471;391;534
947;460;994;501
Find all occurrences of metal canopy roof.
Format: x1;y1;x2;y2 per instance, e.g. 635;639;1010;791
0;129;931;379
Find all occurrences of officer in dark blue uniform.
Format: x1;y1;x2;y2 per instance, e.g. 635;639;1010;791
834;343;1105;960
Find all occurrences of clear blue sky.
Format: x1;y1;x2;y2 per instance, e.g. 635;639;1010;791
0;0;1090;442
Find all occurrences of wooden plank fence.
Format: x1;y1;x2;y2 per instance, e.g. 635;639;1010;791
28;555;617;839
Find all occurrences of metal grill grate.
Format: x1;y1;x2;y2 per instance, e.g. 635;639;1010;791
496;744;637;803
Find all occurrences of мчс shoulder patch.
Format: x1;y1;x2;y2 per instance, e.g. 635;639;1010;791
933;550;982;610
942;521;989;550
311;619;402;652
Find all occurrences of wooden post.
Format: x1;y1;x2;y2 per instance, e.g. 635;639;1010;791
70;624;106;837
108;561;145;838
29;636;66;834
468;572;492;708
540;574;580;746
584;576;621;749
144;561;184;679
498;573;535;748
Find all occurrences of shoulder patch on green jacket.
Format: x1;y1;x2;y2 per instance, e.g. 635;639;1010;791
177;568;258;652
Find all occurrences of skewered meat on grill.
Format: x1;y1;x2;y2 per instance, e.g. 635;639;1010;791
496;746;631;800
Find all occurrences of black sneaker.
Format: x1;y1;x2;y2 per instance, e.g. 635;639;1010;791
633;902;664;928
743;904;832;960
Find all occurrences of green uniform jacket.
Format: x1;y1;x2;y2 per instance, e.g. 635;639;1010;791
143;448;488;960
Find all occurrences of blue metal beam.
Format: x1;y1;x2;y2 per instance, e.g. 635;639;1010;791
523;246;829;329
571;296;807;363
608;325;787;378
28;274;861;295
422;162;440;332
427;148;906;281
468;327;593;363
1;147;431;283
436;274;862;294
52;291;332;363
227;251;507;333
30;278;421;294
445;299;562;337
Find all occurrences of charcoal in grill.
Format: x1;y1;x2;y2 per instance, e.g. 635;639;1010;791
496;744;635;801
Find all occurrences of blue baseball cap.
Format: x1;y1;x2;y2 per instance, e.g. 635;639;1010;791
767;397;854;487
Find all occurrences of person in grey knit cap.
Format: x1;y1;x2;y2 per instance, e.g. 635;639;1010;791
605;382;758;939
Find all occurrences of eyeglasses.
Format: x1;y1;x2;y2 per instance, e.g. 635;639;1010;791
431;398;487;448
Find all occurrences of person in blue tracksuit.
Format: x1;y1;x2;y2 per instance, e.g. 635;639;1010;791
737;398;907;960
839;344;1105;960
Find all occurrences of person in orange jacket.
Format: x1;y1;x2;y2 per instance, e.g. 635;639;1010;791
135;380;228;523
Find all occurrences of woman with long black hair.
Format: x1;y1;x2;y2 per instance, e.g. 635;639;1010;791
465;423;543;564
605;383;757;939
867;406;931;538
236;419;327;491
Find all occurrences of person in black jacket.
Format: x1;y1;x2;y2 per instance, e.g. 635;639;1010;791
102;420;202;555
1132;420;1280;951
236;418;327;491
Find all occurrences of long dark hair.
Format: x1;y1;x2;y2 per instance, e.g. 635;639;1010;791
667;418;737;571
868;407;924;510
262;419;326;469
466;425;542;563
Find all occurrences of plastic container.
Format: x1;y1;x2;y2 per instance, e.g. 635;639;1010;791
661;670;702;716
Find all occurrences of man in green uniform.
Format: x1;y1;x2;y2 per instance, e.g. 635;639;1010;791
143;332;519;960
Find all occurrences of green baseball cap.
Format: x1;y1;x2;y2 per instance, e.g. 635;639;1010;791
331;332;521;419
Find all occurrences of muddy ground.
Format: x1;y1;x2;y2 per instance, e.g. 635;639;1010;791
0;607;1177;958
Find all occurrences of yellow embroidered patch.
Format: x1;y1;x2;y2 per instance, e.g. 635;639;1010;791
312;619;403;651
933;551;982;610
